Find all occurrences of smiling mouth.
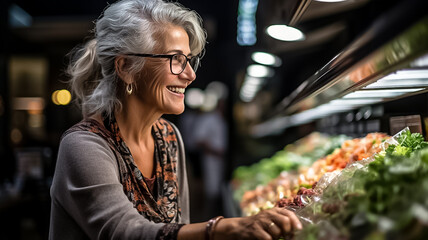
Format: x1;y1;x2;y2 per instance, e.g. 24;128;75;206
167;86;185;94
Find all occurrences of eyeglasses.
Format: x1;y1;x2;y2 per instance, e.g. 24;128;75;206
125;53;200;75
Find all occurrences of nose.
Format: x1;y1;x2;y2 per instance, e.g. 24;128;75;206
180;61;196;83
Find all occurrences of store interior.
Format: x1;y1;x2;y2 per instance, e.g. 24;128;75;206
1;0;428;239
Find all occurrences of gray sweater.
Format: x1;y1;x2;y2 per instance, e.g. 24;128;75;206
49;130;190;240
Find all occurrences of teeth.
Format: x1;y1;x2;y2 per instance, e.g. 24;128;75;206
168;87;185;94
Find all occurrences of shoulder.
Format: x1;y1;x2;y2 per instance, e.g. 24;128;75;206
60;118;113;155
62;118;112;140
60;130;111;153
54;130;120;188
57;119;117;172
58;130;116;168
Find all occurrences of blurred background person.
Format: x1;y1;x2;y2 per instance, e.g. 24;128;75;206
194;82;229;218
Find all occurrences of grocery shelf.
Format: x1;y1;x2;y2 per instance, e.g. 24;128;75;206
252;0;428;137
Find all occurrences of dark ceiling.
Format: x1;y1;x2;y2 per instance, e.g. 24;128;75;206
5;0;409;106
8;0;240;91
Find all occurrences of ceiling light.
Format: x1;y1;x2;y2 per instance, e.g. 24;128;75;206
365;79;428;89
380;69;428;80
251;52;282;66
244;75;266;86
247;64;274;78
240;90;257;102
290;104;354;124
330;99;382;106
239;75;266;102
266;24;305;41
411;54;428;67
237;0;259;46
364;69;428;88
242;84;259;92
343;88;425;98
9;4;32;28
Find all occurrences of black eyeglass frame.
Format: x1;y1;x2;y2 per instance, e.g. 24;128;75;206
125;53;200;75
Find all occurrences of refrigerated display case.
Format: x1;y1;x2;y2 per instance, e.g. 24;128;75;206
284;128;428;239
229;0;428;238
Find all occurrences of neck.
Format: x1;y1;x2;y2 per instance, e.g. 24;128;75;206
115;96;162;145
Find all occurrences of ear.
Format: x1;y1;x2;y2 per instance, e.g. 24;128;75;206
115;56;133;84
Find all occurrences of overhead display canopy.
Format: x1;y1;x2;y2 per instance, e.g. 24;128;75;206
252;0;428;137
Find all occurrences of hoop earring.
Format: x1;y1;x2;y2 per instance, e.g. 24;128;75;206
126;84;133;95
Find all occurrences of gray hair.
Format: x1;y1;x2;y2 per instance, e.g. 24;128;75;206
67;0;207;118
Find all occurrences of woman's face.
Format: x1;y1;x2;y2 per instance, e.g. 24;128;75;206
136;25;196;115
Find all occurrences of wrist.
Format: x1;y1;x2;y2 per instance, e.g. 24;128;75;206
205;216;224;240
212;217;242;240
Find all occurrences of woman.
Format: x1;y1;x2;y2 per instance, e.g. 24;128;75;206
49;0;302;239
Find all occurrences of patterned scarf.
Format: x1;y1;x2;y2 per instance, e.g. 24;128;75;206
63;115;181;223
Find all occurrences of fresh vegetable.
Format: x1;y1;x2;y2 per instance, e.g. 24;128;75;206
233;133;349;203
295;129;428;240
233;133;350;216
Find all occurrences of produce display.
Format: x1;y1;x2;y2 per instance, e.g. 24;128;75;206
232;132;349;212
294;129;428;239
238;132;389;216
235;128;428;239
297;132;389;187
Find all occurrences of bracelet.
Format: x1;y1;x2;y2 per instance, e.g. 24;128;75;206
205;216;224;240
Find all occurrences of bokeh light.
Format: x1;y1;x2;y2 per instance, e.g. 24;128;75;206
52;89;71;105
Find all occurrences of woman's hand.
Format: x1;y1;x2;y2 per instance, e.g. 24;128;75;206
214;207;302;240
239;207;302;240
